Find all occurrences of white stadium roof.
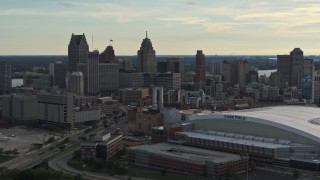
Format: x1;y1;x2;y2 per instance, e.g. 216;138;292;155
188;106;320;144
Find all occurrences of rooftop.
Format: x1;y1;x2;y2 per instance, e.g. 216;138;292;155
177;131;296;149
128;142;243;164
189;106;320;143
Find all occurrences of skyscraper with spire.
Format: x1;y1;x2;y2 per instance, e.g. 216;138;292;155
68;33;89;73
137;31;157;73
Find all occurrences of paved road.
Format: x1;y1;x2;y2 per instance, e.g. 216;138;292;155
0;148;60;170
48;148;138;180
0;125;104;170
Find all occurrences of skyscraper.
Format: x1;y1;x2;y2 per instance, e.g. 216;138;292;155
137;32;157;73
99;63;119;96
68;72;84;96
222;60;249;86
290;48;304;89
157;57;185;73
99;45;116;63
195;50;206;85
277;48;314;89
49;61;66;88
86;50;100;96
0;61;11;94
68;33;89;73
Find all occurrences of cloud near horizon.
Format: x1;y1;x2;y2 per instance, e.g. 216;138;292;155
0;0;320;55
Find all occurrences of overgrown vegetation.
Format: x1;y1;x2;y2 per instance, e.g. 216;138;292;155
0;167;83;180
0;154;16;164
0;148;18;156
69;149;127;175
293;169;300;179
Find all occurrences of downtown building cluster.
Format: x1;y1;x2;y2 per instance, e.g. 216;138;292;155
2;32;320;177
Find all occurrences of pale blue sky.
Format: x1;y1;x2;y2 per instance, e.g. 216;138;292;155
1;0;320;55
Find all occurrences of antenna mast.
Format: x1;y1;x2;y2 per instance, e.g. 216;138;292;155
91;35;93;51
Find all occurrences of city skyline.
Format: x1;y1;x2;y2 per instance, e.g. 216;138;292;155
1;0;320;55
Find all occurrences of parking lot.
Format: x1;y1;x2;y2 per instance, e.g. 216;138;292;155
0;126;62;154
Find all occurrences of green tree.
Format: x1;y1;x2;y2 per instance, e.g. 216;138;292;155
160;168;167;175
73;150;81;159
12;148;18;155
293;169;300;179
79;136;87;141
117;167;127;175
4;150;11;155
226;165;237;177
233;173;243;180
74;174;84;180
106;160;114;169
59;144;66;151
93;158;105;169
250;161;256;171
46;136;55;144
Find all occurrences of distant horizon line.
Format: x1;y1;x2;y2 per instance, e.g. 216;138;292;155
0;54;320;57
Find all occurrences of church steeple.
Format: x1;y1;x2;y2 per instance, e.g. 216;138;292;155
146;31;148;38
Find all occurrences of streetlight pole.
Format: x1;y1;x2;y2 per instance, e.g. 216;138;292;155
247;155;249;180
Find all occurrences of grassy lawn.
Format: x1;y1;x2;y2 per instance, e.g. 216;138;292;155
68;158;115;174
48;143;79;160
68;157;198;180
0;154;16;164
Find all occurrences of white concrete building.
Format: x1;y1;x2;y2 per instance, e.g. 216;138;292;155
37;92;100;127
160;108;181;128
68;72;84;95
2;94;38;123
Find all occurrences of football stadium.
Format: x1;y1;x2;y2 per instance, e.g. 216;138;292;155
175;106;320;171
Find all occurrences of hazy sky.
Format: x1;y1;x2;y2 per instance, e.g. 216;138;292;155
1;0;320;55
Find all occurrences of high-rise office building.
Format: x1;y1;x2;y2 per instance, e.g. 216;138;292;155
0;61;11;94
269;72;282;89
277;55;291;87
206;61;223;75
143;73;158;88
68;72;84;96
118;59;133;70
313;72;320;105
157;57;185;73
99;63;119;96
222;60;249;86
49;61;66;88
119;72;144;89
246;70;258;84
137;32;157;73
99;45;116;63
68;33;89;73
157;73;181;92
195;50;206;84
86;50;100;96
291;48;304;88
277;48;314;90
23;72;51;89
119;88;149;105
